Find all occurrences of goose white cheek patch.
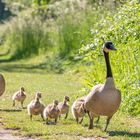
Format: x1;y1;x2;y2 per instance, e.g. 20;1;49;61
103;46;110;53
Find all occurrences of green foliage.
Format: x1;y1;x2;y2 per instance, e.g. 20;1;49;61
0;71;139;139
80;1;140;116
4;18;51;59
1;0;140;116
57;15;90;59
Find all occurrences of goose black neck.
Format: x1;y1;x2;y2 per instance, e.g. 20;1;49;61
103;51;113;78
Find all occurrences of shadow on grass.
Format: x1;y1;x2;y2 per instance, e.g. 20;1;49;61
108;131;140;138
0;108;22;112
0;63;48;74
0;53;65;74
0;61;64;74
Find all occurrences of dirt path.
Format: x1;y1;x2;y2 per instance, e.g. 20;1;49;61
0;127;41;140
0;118;41;140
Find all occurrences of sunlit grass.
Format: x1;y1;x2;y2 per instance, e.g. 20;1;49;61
0;70;139;140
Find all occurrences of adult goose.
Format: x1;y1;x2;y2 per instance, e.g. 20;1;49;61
84;41;121;131
0;74;5;96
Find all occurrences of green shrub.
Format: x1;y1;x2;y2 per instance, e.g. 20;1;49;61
4;18;51;59
80;1;140;116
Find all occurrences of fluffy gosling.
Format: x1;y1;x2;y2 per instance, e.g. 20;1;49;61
12;87;26;108
0;74;5;96
57;96;70;119
71;97;86;124
43;100;60;124
27;92;45;120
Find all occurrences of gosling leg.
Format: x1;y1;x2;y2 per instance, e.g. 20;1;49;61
79;117;83;124
104;116;112;132
21;101;24;109
65;113;68;119
41;113;44;121
12;100;15;107
45;118;48;124
30;115;32;121
55;118;57;124
76;117;79;124
59;115;61;120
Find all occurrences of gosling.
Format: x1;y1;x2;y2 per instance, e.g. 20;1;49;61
57;96;70;119
0;74;5;96
12;87;26;108
27;92;45;120
71;97;86;124
43;100;60;124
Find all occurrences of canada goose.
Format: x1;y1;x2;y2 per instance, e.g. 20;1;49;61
43;100;60;124
27;92;45;120
71;97;86;124
84;41;121;131
57;96;70;119
0;74;5;96
12;87;26;108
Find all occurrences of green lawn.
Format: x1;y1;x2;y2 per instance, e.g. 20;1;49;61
0;62;140;140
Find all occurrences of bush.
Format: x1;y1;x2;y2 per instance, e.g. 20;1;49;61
80;1;140;116
4;17;51;59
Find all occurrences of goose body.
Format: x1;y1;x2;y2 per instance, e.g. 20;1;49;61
85;78;121;117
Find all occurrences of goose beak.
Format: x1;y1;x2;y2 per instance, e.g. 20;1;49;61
110;45;117;51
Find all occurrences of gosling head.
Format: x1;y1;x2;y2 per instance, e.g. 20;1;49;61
65;96;70;102
20;87;25;92
53;100;59;106
36;92;42;99
102;41;117;53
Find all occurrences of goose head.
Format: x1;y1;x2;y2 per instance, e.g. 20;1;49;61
102;41;117;53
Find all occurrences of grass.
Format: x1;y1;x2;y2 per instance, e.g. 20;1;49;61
0;61;140;140
0;1;140;139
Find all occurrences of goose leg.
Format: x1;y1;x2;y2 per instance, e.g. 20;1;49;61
104;116;112;132
96;116;100;124
87;111;94;129
89;116;94;129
